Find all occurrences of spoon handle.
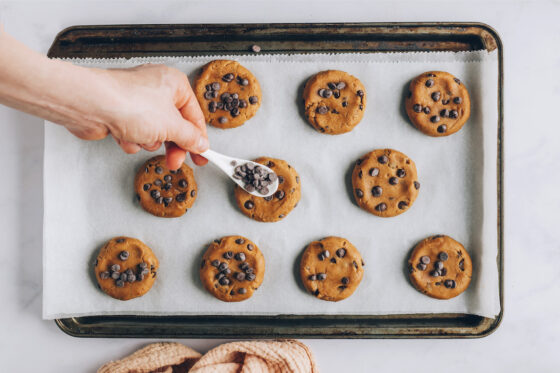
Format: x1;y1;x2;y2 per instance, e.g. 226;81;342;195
200;149;235;172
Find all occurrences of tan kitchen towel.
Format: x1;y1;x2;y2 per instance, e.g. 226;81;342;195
189;339;318;373
98;340;317;373
97;342;202;373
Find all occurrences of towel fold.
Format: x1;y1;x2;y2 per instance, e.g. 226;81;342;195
97;340;318;373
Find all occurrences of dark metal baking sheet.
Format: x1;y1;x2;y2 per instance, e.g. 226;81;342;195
48;22;504;338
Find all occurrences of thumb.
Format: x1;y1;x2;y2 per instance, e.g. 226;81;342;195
167;114;209;154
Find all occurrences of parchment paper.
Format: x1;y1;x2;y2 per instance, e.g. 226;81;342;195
43;50;500;319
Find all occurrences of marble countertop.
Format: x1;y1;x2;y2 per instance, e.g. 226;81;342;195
1;1;558;371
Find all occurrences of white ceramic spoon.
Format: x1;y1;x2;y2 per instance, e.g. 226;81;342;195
200;149;279;198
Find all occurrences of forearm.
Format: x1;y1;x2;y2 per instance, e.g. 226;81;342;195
0;25;115;132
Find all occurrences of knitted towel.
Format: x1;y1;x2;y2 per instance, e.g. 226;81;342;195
97;340;318;373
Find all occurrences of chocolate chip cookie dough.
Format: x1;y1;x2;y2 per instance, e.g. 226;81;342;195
194;60;261;129
407;235;473;300
94;236;159;301
300;236;364;302
352;148;420;217
234;157;301;222
135;155;197;218
303;70;366;134
405;71;471;136
200;235;265;302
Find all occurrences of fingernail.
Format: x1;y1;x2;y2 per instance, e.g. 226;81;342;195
196;137;209;152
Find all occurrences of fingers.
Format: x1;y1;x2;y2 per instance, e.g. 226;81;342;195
164;141;187;170
141;141;162;152
119;140;142;154
167;113;209;155
190;153;208;166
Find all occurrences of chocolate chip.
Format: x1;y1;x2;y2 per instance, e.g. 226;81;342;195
246;273;256;281
235;272;246;281
119;251;129;261
323;250;330;258
431;91;441;102
442;99;450;105
238;288;247;294
143;183;151;191
308;274;317;281
372;186;382;197
115;279;124;287
430;270;440;277
127;274;136;282
205;84;212;91
223;251;233;260
218;262;228;271
251;44;261;53
155;166;163;174
231;108;240;117
215;272;224;280
176;193;186;202
222;73;234;82
154;179;162;187
355;189;364;198
425;79;434;88
249;96;258;105
342;101;348;107
357;90;364;97
111;271;120;280
358;170;363;179
423;106;431;114
413;104;422;113
435;261;444;270
234;252;246;261
211;260;220;267
235;238;245;245
414;181;421;190
389;177;399;185
449;110;458;119
438;252;449;261
240;78;249;86
416;263;427;271
340;277;350;285
204;91;213;100
327;82;336;90
163;175;172;182
239;262;249;271
378;155;388;164
139;262;148;269
437;124;447;133
453;97;462;104
137;273;144;281
264;196;273;201
398;201;408;209
163;183;172;191
427;73;436;77
396;169;406;178
317;105;328;114
454;78;461;84
278;176;284;184
336;248;346;258
420;256;430;264
430;115;440;123
211;82;221;91
375;203;387;212
369;167;379;177
219;277;230;286
330;258;337;264
100;271;110;280
275;190;285;200
179;179;187;188
317;273;327;280
120;273;128;281
111;264;120;272
459;259;465;271
191;190;196;197
444;279;456;288
247;244;254;251
218;116;228;124
441;268;448;276
440;109;450;118
323;89;332;98
337;82;346;90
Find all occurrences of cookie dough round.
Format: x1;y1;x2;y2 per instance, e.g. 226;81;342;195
300;236;364;302
94;236;159;301
405;71;471;137
200;235;265;302
303;70;366;134
234;157;301;222
408;235;473;300
352;148;420;218
135;155;197;218
194;60;261;129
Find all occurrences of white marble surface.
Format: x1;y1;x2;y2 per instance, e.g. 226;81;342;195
0;0;558;371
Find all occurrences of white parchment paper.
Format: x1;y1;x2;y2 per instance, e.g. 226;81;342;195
43;50;500;319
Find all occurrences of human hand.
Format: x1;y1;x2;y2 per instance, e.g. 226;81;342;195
72;64;209;169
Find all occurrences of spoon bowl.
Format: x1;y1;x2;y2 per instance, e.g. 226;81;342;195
200;149;279;198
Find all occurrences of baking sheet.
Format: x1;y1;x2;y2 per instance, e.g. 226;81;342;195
43;50;500;319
